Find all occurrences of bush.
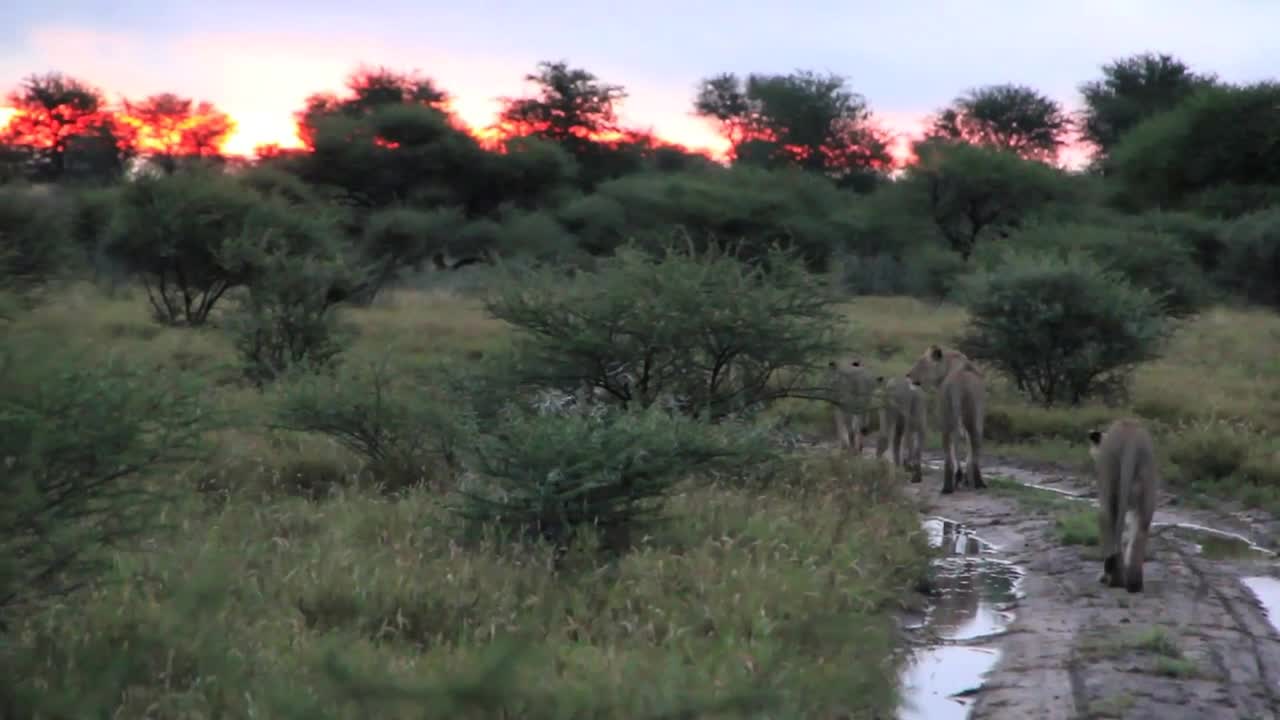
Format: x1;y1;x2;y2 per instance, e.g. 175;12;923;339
1186;183;1280;221
1109;82;1280;211
1125;211;1226;275
956;250;1170;406
68;185;123;282
226;251;359;385
989;220;1212;317
493;208;580;265
221;201;366;384
0;331;206;622
0;184;75;294
484;242;846;422
834;243;968;299
581;166;865;270
455;407;772;551
1217;208;1280;309
272;358;469;492
105;170;270;325
361;206;466;291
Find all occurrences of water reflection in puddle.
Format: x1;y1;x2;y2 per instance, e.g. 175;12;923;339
1156;522;1278;559
898;518;1025;720
899;646;1000;720
1241;576;1280;637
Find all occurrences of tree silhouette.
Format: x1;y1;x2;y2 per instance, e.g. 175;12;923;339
497;60;640;188
498;61;627;145
927;83;1071;163
295;66;450;149
1079;52;1218;162
1;72;127;180
118;93;235;172
694;70;891;183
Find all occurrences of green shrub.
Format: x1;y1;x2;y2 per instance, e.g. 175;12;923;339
1109;82;1280;211
583;166;864;270
1124;211;1226;275
455;407;771;551
991;220;1212;317
0;184;75;294
484;242;845;422
105;169;268;325
1216;208;1280;309
361;205;464;295
0;331;206;622
272;358;469;492
956;250;1170;406
834;243;969;300
1186;183;1280;221
493;208;580;264
68;185;123;283
226;256;349;385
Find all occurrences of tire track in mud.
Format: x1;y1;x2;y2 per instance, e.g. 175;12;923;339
897;451;1280;720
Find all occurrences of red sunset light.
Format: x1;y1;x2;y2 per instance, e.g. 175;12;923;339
2;87;919;169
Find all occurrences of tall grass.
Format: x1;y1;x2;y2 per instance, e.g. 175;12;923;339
2;283;932;718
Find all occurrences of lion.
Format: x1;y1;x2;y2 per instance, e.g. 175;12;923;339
875;375;927;483
1088;419;1159;593
829;358;877;455
906;345;986;494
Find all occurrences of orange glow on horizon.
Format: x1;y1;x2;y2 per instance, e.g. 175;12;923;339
3;102;1081;170
114;107;233;157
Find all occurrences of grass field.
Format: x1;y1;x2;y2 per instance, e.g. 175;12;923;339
4;283;933;719
6;280;1278;717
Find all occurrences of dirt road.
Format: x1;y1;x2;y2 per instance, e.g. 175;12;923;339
901;452;1280;719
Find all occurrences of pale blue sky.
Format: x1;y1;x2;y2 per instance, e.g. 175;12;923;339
3;1;1277;156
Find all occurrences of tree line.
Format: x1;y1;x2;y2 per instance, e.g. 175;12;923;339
2;50;1279;388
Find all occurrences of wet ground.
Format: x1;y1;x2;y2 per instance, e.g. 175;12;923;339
891;451;1280;720
898;518;1024;719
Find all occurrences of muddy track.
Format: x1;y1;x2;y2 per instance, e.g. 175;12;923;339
900;450;1280;720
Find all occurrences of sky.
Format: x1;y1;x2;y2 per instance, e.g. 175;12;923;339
2;0;1278;163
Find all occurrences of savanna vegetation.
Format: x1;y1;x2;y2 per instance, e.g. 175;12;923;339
2;50;1279;717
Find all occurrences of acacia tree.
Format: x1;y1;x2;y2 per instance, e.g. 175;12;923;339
927;83;1071;163
905;138;1072;260
694;70;892;185
1109;81;1280;213
119;93;235;173
498;60;627;145
1079;52;1217;162
295;66;450;149
497;60;639;187
1;72;128;180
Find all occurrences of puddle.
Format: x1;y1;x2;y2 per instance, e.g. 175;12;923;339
921;459;1093;502
898;646;1000;720
921;455;1278;560
898;518;1025;719
1159;524;1278;560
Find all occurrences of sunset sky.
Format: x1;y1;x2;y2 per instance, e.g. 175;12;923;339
2;1;1277;166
